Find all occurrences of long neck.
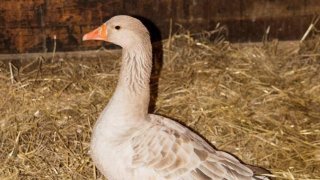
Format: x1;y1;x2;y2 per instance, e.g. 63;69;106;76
106;41;152;120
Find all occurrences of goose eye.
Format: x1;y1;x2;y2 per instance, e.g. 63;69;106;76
115;26;121;30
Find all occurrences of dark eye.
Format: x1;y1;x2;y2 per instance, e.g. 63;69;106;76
115;26;121;30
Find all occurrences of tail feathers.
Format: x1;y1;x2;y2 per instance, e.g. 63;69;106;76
245;164;272;180
254;175;272;180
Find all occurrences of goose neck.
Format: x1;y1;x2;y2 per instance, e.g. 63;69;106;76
107;43;152;119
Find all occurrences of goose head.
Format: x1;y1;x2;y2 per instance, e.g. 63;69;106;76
83;15;150;49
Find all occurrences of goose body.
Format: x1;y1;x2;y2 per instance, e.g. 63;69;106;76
83;15;269;180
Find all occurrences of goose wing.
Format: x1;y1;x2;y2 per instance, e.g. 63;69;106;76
130;114;261;180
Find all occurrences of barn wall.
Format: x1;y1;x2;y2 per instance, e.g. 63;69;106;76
0;0;319;53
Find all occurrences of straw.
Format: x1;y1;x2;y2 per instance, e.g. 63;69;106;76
0;31;319;179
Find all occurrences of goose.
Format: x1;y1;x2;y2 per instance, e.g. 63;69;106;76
82;15;270;180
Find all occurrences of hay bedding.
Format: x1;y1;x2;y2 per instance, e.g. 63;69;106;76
0;33;319;180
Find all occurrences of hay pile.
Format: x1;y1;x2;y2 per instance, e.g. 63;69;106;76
0;33;319;179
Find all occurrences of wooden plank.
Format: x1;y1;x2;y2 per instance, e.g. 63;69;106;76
0;49;121;61
0;0;319;53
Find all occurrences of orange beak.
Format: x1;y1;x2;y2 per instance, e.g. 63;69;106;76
83;24;108;41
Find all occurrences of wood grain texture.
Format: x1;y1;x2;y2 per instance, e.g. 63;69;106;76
0;0;319;53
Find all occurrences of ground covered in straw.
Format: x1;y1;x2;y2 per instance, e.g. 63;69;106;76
0;35;319;179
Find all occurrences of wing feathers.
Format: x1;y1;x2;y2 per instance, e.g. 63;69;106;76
129;115;265;179
194;148;208;161
202;160;227;176
220;160;253;176
152;150;176;170
199;164;224;179
190;168;211;179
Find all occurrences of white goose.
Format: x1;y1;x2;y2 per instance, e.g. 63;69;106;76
83;15;270;180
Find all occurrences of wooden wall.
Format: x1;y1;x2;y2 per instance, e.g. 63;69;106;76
0;0;319;53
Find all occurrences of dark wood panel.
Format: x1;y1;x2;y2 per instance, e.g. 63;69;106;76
0;0;319;53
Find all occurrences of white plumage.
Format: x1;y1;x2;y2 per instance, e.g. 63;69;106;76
83;15;270;180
